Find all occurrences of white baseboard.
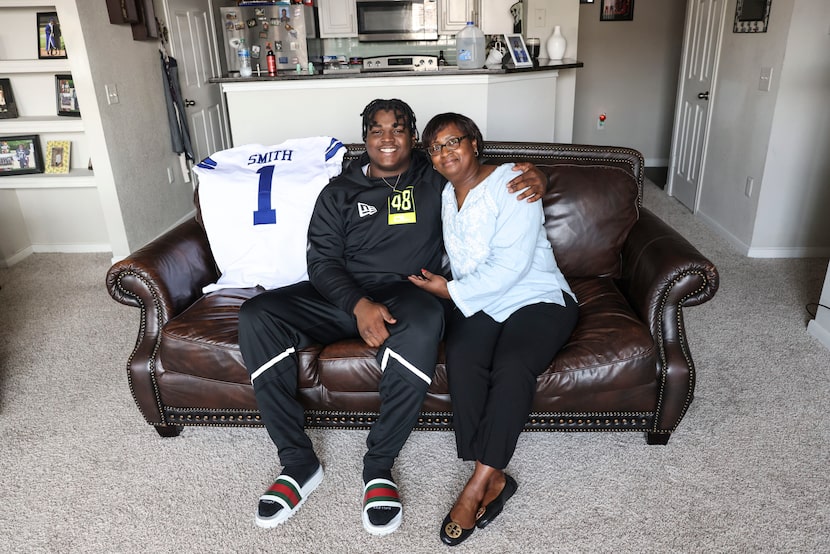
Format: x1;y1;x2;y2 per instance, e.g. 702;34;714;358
697;211;751;255
746;245;830;258
807;319;830;351
697;211;830;258
31;243;111;254
0;245;34;268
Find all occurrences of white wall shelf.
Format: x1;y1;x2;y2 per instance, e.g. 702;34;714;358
0;168;94;189
0;116;84;133
0;1;107;265
0;1;56;7
0;59;71;74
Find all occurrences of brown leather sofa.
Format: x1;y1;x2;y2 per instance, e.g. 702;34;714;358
106;142;719;445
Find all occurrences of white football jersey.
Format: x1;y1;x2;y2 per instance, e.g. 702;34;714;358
194;136;345;293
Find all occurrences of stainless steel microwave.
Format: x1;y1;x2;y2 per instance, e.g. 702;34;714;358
356;0;439;41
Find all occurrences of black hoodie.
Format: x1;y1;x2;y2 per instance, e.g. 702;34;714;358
306;150;445;314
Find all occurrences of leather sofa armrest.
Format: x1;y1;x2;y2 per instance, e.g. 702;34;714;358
617;208;719;434
105;217;217;426
106;217;217;319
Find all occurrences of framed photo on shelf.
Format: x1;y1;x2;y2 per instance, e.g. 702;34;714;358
0;135;44;176
600;0;635;22
55;75;81;117
37;12;67;59
0;79;19;119
504;34;533;68
45;140;71;175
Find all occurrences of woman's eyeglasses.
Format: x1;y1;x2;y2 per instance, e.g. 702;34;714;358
426;136;469;156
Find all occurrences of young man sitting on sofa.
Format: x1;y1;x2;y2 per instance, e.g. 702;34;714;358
237;98;547;535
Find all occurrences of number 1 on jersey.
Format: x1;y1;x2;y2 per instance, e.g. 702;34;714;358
253;165;277;225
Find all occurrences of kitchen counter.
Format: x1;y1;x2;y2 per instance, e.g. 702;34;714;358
216;60;583;146
210;58;583;83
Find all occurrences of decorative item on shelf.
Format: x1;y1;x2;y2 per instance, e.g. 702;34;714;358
0;135;44;177
55;75;81;117
106;0;140;24
504;33;533;69
45;140;71;175
0;79;19;120
37;12;67;59
600;0;635;22
733;0;772;33
546;25;567;60
132;0;160;40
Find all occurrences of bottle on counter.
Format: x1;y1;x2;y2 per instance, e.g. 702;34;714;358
237;38;252;78
438;50;447;67
266;42;276;76
455;21;485;70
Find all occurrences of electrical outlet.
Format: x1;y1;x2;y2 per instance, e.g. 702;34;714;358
745;176;754;197
535;9;546;28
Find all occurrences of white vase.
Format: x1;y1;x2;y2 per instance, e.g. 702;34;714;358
546;25;567;60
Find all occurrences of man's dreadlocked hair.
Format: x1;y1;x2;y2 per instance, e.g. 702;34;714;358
360;99;419;141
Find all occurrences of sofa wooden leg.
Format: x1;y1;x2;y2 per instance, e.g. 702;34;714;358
646;432;671;445
155;425;183;438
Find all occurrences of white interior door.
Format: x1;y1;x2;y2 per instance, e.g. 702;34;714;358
164;0;228;163
667;0;727;212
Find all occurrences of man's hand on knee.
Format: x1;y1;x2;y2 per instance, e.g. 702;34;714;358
354;297;397;348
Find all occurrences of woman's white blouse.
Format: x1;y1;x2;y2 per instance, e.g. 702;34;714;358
443;163;575;322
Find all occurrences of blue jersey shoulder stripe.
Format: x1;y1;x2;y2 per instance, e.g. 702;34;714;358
324;138;345;161
197;156;217;170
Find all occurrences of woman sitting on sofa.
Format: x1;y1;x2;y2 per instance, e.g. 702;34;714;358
408;112;579;546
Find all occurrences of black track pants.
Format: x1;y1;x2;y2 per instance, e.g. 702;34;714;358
446;295;579;469
238;281;447;471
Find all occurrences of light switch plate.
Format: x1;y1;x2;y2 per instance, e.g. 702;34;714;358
758;67;773;92
105;84;119;105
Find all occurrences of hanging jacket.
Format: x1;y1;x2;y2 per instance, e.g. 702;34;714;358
160;52;194;161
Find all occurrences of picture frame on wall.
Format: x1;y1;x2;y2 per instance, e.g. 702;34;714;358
55;74;81;117
37;12;67;59
106;0;140;24
600;0;635;22
0;79;19;119
0;135;45;176
45;140;71;174
504;34;534;69
734;0;772;33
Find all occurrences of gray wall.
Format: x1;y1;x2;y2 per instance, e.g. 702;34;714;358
700;0;830;256
76;1;194;252
572;0;685;165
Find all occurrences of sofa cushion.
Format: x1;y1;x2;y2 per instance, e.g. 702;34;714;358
541;164;639;278
159;287;320;389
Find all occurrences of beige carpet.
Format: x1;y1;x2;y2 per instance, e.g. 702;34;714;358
1;181;828;553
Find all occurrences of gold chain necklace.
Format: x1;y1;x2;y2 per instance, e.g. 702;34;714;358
368;164;402;192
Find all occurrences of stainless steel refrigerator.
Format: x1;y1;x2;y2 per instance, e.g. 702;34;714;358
220;3;319;74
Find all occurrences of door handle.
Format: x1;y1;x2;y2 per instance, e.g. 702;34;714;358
697;91;710;101
184;99;196;107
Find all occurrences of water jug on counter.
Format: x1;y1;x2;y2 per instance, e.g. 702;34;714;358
455;21;485;69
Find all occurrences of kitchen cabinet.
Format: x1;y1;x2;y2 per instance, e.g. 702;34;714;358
439;0;479;34
319;0;357;38
220;69;562;146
